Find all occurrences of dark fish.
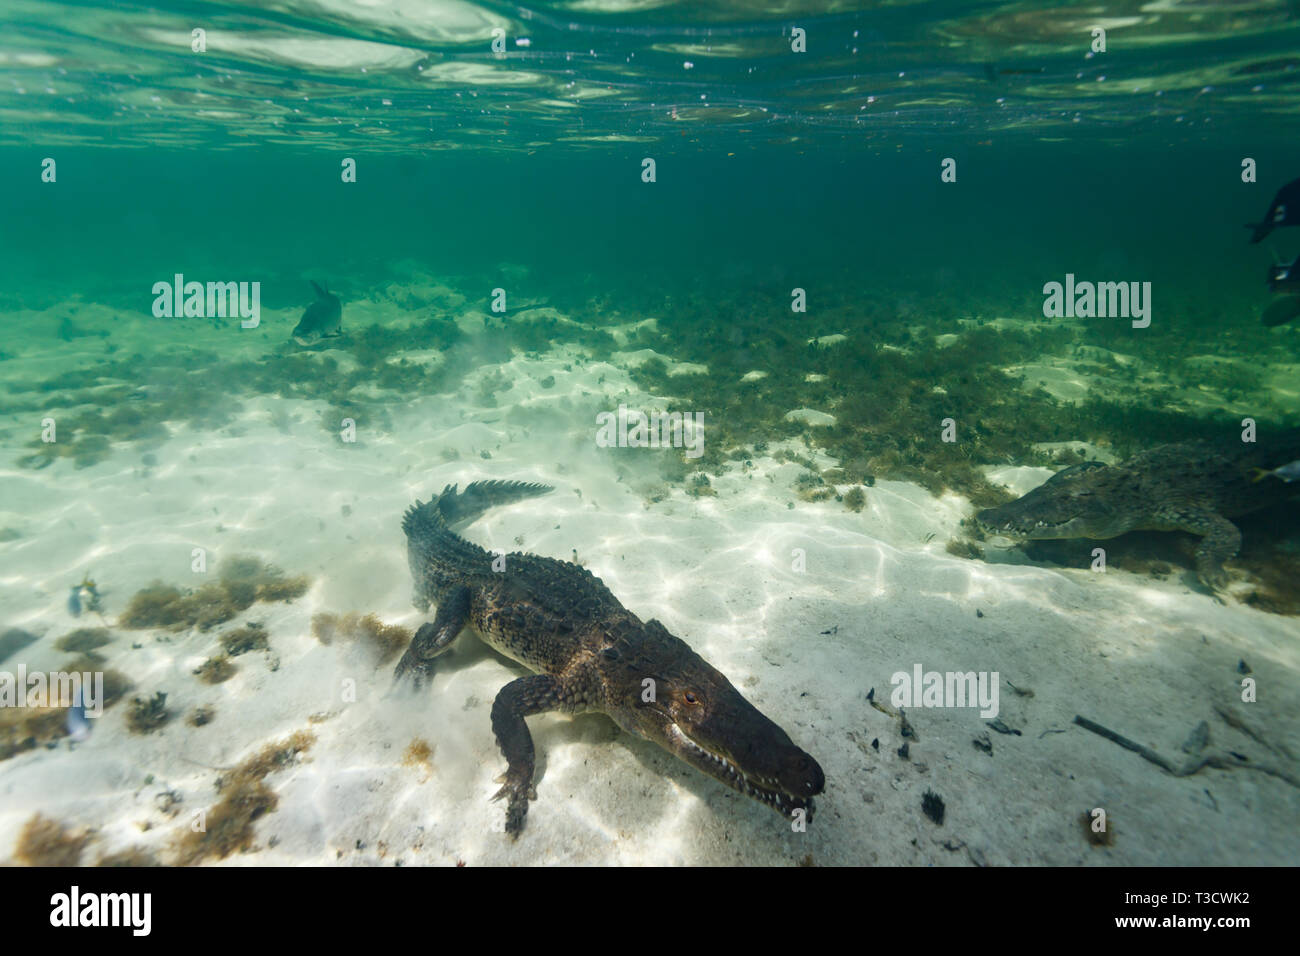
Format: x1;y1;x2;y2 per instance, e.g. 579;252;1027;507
1261;295;1300;327
1267;254;1300;293
1248;177;1300;243
291;281;343;346
67;586;82;617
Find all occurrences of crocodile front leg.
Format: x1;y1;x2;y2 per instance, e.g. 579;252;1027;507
394;585;471;690
1176;506;1243;592
490;673;564;839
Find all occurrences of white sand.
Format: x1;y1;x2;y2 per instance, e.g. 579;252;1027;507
1;293;1298;867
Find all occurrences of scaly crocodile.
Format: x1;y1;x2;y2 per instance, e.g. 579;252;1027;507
393;480;825;837
974;429;1300;591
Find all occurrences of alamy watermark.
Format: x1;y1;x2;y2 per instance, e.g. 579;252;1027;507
595;404;704;459
0;666;103;716
1042;273;1150;328
50;885;151;936
151;273;260;328
891;664;999;718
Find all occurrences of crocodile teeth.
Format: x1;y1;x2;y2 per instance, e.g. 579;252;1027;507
671;723;804;814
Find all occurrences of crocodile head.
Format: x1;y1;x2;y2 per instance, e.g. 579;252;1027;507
608;620;825;820
974;462;1132;541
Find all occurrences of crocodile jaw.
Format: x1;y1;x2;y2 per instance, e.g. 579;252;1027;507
976;510;1129;541
666;722;820;819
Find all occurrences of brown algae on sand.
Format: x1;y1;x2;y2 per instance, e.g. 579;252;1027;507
173;730;315;865
119;555;310;632
194;655;237;684
219;622;269;656
403;738;435;776
14;814;90;866
125;692;171;734
97;847;161;867
311;612;410;665
53;627;113;654
0;705;69;761
1;657;131;761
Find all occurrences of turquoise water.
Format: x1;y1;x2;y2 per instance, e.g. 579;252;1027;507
1;2;1299;867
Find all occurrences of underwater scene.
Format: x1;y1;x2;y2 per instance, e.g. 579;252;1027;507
1;0;1299;872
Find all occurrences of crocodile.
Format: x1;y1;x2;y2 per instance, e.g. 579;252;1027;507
393;480;825;838
974;429;1300;591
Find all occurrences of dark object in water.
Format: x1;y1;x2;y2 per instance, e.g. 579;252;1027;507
1267;254;1300;293
921;789;945;825
1248;177;1300;243
974;429;1300;592
0;627;39;665
65;575;103;617
983;63;1045;82
1233;57;1300;77
292;281;343;346
1261;296;1300;327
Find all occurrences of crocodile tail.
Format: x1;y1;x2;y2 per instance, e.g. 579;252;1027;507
404;480;554;542
440;479;553;525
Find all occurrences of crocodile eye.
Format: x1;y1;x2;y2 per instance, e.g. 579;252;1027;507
683;691;699;705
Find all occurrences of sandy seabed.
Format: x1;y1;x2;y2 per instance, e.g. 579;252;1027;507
1;293;1297;867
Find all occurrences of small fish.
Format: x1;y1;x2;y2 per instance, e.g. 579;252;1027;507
291;281;343;346
1252;460;1300;483
67;585;82;617
66;687;91;742
1248;177;1300;243
1267;254;1300;293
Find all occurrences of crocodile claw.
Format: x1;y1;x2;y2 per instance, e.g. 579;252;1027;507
390;624;447;691
392;647;437;692
1196;560;1231;598
491;775;537;840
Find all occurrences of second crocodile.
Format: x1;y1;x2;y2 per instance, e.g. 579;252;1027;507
393;479;825;838
974;429;1300;591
